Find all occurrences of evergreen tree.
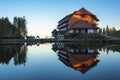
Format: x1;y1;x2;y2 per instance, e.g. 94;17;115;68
0;17;13;37
99;28;102;34
0;16;27;38
13;16;27;38
106;25;110;34
103;28;106;34
112;26;116;32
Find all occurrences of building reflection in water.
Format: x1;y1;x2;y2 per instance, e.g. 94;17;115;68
0;44;27;65
52;42;100;74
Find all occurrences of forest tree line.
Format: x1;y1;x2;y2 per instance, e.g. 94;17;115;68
0;16;27;39
99;25;117;34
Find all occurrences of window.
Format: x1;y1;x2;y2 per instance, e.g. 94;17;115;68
76;30;79;33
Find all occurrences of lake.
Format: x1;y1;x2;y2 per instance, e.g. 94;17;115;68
0;42;120;80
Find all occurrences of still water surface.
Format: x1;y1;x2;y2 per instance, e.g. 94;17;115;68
0;43;120;80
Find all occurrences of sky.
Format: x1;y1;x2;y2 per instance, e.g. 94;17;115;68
0;0;120;38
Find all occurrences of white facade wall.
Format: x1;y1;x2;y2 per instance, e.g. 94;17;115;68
88;29;94;33
69;30;73;33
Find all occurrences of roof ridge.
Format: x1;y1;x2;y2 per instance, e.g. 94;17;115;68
76;8;95;16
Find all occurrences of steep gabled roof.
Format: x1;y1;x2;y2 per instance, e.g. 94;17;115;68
70;20;99;29
75;8;94;15
75;8;99;21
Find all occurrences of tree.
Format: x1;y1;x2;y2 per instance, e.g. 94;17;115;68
0;17;13;37
99;28;102;34
0;16;27;39
13;16;27;38
103;28;106;34
112;26;116;32
109;27;113;33
106;25;110;34
36;36;40;39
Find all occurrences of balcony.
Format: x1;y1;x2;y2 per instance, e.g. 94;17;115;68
58;23;68;29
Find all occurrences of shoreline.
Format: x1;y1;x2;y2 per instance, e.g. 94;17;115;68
0;38;120;44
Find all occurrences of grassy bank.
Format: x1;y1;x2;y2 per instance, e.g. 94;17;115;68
59;33;120;44
108;30;120;38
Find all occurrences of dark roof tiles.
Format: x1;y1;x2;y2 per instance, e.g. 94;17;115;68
71;20;98;29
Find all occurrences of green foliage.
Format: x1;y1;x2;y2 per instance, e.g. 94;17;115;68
0;16;27;38
99;28;102;34
103;28;106;34
106;25;110;34
108;30;120;38
101;26;117;34
13;16;27;37
73;33;107;40
0;17;13;36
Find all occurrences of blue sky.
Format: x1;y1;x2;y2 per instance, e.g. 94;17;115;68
0;0;120;37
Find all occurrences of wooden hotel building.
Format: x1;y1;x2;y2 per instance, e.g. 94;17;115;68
52;8;99;39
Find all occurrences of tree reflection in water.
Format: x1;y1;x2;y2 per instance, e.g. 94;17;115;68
52;42;101;74
0;44;27;65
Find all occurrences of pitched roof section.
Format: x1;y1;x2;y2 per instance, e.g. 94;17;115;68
75;8;94;15
71;20;99;29
75;8;99;21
